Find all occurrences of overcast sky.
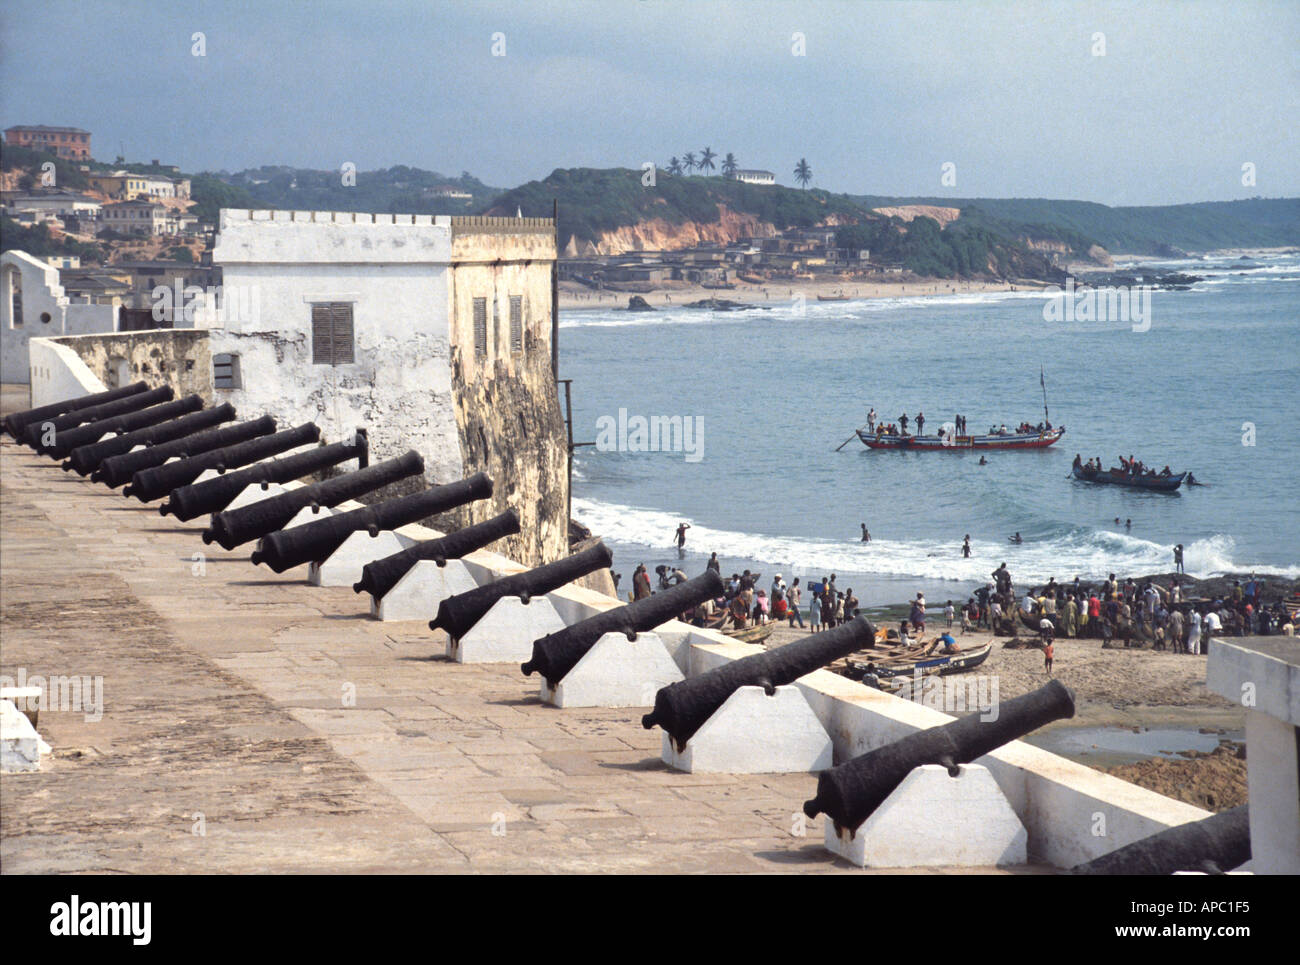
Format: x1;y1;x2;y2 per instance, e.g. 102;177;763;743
2;0;1297;205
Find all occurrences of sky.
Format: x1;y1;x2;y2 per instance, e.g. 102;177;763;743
2;0;1297;206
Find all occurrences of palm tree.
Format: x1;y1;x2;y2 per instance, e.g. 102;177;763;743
794;158;812;189
721;153;738;178
699;147;716;174
682;152;697;173
668;156;683;176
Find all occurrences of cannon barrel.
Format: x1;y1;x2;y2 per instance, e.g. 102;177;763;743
522;571;723;688
68;404;238;478
1069;805;1250;875
641;616;877;752
4;381;149;440
203;450;424;549
123;422;320;502
159;435;368;520
26;386;174;452
37;395;202;459
249;472;494;572
353;509;521;600
428;541;615;639
90;412;271;485
801;679;1075;834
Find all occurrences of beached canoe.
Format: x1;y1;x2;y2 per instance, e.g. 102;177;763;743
844;642;992;682
1071;465;1185;492
817;294;850;301
860;426;1065;451
723;622;775;645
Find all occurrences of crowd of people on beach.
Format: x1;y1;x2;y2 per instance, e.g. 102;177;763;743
984;570;1295;653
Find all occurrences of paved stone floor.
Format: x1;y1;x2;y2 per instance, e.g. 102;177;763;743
0;412;1014;873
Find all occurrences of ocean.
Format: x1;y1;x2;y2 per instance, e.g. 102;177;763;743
559;252;1300;606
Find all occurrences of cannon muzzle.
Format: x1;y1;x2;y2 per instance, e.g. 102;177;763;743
353;509;521;599
4;381;149;441
521;571;723;688
28;387;180;455
73;404;242;480
203;450;424;549
160;436;367;520
428;541;614;639
801;679;1075;835
641;616;877;751
123;422;319;502
1069;805;1250;875
249;472;493;572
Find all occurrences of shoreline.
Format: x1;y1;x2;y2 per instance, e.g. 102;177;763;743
558;276;1046;311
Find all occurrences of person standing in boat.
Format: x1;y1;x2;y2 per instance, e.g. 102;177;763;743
899;413;909;435
867;408;876;432
916;411;925;435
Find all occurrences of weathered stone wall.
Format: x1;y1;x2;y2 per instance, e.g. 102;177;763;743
50;329;214;403
446;224;568;568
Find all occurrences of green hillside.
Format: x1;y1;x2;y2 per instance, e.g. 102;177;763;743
852;195;1300;254
486;167;869;246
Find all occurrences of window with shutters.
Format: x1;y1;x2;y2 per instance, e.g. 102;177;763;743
213;353;241;389
472;297;488;359
311;302;355;365
509;295;523;356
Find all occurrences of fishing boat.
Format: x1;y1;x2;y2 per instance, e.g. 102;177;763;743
844;643;993;686
817;293;850;301
1070;465;1186;492
723;622;775;645
860;425;1065;450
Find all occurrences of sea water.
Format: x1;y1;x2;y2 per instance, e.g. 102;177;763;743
560;253;1300;604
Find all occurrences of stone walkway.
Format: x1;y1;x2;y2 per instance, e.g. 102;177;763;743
0;433;910;874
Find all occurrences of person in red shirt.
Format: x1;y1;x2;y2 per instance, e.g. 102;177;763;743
1043;640;1054;675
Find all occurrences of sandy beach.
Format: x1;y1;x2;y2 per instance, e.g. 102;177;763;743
558;276;1045;310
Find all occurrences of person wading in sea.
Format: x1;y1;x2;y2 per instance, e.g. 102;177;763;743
673;521;691;558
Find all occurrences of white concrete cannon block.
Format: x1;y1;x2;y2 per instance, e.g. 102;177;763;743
447;594;566;664
661;684;832;774
822;763;1027;868
374;558;480;622
542;631;685;709
309;529;417;587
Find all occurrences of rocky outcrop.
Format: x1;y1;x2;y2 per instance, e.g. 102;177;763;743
569;205;778;256
872;205;961;227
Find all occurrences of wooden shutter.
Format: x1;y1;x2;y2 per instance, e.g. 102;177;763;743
473;297;488;359
509;295;523;355
312;302;354;365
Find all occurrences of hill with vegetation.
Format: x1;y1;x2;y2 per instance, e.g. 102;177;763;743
851;195;1300;255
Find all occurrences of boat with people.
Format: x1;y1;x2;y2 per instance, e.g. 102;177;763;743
842;642;993;688
1070;456;1187;492
817;293;850;301
860;424;1065;450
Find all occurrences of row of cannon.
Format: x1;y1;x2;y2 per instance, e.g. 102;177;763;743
2;383;1251;874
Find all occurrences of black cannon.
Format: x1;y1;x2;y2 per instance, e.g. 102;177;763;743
36;395;204;460
3;381;149;440
428;541;615;640
203;450;424;549
89;413;273;485
25;386;175;452
522;571;723;689
159;433;369;520
1070;805;1251;875
801;679;1076;835
249;472;493;573
66;404;239;478
641;616;877;752
353;509;521;601
123;422;321;503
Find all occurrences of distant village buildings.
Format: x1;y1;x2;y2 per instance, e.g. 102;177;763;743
728;169;775;185
3;125;91;160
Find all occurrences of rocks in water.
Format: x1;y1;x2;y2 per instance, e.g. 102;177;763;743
627;296;655;312
684;297;768;311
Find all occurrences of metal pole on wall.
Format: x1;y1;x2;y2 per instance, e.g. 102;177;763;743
551;198;559;382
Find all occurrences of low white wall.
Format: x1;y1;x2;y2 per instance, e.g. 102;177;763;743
27;337;107;408
276;475;1216;869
